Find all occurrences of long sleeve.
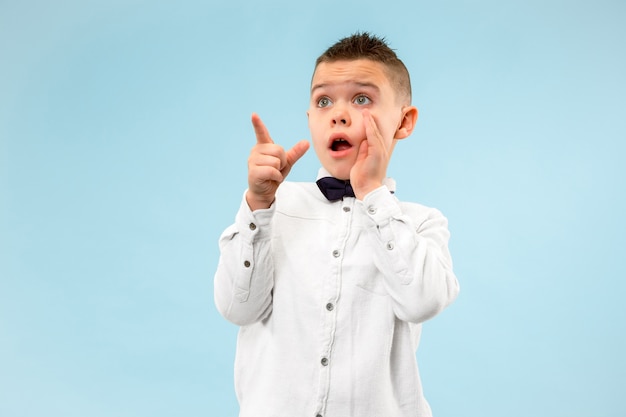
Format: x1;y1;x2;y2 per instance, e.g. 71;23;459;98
214;193;275;326
361;186;460;323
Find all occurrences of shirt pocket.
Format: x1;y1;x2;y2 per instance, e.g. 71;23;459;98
345;258;388;297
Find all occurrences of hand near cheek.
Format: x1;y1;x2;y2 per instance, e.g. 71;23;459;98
350;110;391;200
247;113;310;211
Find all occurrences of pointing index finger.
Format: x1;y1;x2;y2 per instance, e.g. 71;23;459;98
251;113;274;145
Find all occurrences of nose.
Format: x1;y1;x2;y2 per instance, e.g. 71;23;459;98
331;105;351;126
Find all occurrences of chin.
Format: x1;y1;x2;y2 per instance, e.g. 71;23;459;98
331;171;351;181
323;161;353;181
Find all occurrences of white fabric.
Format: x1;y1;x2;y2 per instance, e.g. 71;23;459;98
214;169;459;417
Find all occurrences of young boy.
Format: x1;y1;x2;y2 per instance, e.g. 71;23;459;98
214;32;459;417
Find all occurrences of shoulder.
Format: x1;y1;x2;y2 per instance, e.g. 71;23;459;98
397;198;449;227
398;199;442;215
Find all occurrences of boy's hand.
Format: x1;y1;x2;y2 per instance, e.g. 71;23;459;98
246;113;310;211
350;110;391;199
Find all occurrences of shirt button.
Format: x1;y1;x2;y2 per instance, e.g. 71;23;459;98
326;303;334;311
386;241;395;250
368;206;377;215
243;260;251;268
332;249;340;258
321;357;329;366
249;223;256;230
343;206;350;212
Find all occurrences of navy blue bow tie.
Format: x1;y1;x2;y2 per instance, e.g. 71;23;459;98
316;177;355;201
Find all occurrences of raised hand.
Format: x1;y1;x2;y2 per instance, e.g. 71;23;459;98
246;113;310;211
349;110;392;200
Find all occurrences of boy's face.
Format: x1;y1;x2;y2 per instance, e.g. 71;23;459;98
307;59;414;180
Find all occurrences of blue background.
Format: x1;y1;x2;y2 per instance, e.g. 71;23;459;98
1;0;624;416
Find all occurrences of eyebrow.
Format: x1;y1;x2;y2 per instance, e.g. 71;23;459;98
310;81;380;94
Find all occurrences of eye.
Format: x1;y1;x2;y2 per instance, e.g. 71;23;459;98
354;95;371;105
317;96;333;108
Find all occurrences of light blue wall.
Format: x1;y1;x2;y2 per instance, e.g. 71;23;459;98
1;0;624;416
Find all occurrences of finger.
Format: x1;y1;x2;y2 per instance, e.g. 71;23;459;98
363;110;387;154
250;165;284;184
282;140;310;177
251;113;274;145
253;143;288;169
285;140;310;168
250;153;283;172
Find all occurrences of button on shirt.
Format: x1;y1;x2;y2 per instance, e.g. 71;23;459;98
214;168;459;417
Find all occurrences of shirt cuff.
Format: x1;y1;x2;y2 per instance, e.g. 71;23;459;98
235;190;275;240
362;185;402;225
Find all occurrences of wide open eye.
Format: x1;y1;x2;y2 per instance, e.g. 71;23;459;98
317;96;333;108
354;95;371;105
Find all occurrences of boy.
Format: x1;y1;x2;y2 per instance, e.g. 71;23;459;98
214;32;459;417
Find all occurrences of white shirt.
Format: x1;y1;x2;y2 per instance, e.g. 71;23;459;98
214;169;459;417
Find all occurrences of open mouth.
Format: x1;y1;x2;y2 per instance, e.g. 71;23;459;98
330;137;352;152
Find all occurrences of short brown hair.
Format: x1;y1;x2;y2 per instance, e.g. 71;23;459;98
314;32;412;104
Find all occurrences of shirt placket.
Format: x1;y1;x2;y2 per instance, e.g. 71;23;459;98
314;198;354;417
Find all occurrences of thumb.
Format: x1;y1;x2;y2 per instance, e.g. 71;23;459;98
282;140;310;176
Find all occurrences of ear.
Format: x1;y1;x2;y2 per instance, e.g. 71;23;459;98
394;106;418;140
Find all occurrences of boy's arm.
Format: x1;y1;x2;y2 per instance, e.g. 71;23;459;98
214;114;309;325
214;196;275;326
363;188;460;324
351;110;458;323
